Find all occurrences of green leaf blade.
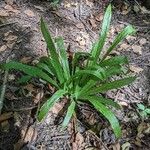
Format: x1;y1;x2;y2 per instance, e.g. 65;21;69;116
87;97;121;138
62;100;76;127
89;77;136;95
38;89;66;121
91;4;112;65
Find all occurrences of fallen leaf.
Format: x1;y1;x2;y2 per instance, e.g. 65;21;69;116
23;84;36;93
132;45;142;55
33;90;44;104
126;35;136;42
24;9;35;17
8;74;15;81
0;112;13;123
139;38;147;45
5;0;14;5
121;142;131;150
118;101;128;106
76;23;84;29
0;45;7;52
89;18;97;28
22;126;37;143
112;142;121;150
0;10;9;17
95;13;103;22
86;0;93;7
120;43;129;50
133;5;140;13
129;65;143;73
20;56;32;64
4;5;20;14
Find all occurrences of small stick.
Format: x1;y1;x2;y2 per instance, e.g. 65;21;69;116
0;22;17;28
0;59;9;114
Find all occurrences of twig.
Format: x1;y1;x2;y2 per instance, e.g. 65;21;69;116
0;59;9;114
0;22;17;28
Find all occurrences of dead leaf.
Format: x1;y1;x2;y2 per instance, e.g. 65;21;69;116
126;35;136;42
5;0;14;5
120;43;129;50
24;9;35;17
132;45;142;55
86;0;93;7
33;90;44;104
0;45;7;52
20;56;32;64
89;18;97;28
121;142;131;150
112;142;121;150
139;38;147;45
8;74;15;81
133;5;140;13
22;127;37;143
76;23;84;29
76;36;86;46
72;132;84;150
4;5;20;14
0;10;9;17
23;84;36;93
95;13;103;22
129;65;143;73
0;112;13;123
118;101;128;106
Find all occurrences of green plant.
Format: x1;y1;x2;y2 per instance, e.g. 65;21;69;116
0;4;136;138
137;104;150;119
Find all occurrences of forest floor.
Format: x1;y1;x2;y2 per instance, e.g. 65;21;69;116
0;0;150;150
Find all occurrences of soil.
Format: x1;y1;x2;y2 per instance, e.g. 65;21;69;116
0;0;150;150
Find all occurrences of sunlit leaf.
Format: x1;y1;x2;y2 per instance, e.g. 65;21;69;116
91;4;112;65
55;37;70;80
86;97;121;138
89;76;136;94
2;61;58;88
38;89;66;121
62;100;75;127
40;18;64;83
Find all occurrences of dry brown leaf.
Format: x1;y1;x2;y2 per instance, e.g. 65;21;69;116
72;132;84;150
95;13;103;22
4;5;20;14
86;0;93;7
89;18;97;28
33;90;44;104
132;45;142;55
139;38;147;45
24;9;35;17
0;45;7;52
76;23;84;29
129;65;143;73
22;127;37;143
120;43;129;50
20;56;32;64
5;0;14;5
112;142;121;150
0;112;13;122
23;84;36;93
0;10;9;17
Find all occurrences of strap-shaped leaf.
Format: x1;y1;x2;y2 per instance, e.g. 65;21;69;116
2;61;58;87
77;80;96;98
40;18;64;83
55;37;70;80
62;100;75;127
102;25;136;60
36;62;54;75
100;56;128;67
38;89;66;121
89;76;136;95
79;95;121;109
17;75;32;84
87;97;121;138
91;4;112;65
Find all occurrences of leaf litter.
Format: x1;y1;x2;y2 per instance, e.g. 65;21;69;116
0;0;150;149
